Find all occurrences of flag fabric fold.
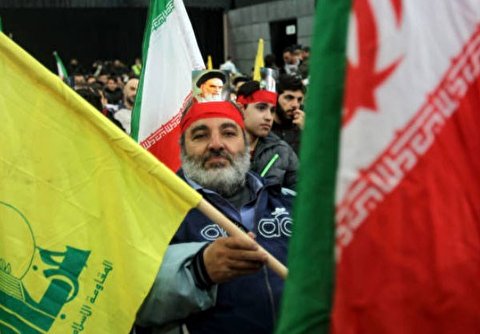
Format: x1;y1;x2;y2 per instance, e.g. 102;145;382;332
278;0;480;333
0;32;201;333
131;0;204;171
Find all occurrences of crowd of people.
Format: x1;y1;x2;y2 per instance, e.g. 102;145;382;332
66;58;140;133
67;44;308;334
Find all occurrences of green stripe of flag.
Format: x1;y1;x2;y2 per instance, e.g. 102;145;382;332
53;51;69;81
276;0;351;333
0;16;3;32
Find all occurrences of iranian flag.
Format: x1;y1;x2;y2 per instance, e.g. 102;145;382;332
278;0;480;333
53;51;69;82
131;0;204;171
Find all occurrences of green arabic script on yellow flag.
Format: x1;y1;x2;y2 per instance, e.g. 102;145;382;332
0;32;201;333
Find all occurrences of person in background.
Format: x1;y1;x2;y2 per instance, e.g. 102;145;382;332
75;86;123;130
232;75;249;93
282;47;300;76
271;74;306;155
237;81;298;189
132;57;142;76
298;46;310;80
72;73;87;90
264;54;280;72
219;56;239;75
113;77;139;134
86;75;97;85
229;75;250;101
103;76;123;105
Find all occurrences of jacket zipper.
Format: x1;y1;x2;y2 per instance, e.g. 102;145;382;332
263;266;276;326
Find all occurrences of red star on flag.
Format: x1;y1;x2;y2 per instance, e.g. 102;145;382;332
343;0;402;126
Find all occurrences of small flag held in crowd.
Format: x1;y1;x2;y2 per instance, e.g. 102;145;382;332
53;50;69;83
277;0;480;333
253;38;264;81
131;0;205;171
0;31;202;333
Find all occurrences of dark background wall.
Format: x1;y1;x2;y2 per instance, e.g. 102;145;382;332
227;0;314;74
0;6;224;73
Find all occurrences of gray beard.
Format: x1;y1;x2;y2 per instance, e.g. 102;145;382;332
181;148;251;197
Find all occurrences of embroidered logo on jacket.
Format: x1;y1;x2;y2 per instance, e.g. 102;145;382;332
200;224;228;241
258;207;292;238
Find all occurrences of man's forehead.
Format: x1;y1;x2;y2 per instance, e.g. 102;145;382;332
281;90;304;98
126;79;139;89
188;117;240;132
204;78;223;86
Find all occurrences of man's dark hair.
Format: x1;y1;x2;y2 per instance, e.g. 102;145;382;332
282;46;294;54
232;76;250;87
236;81;260;102
277;74;306;95
302;46;311;52
264;54;277;68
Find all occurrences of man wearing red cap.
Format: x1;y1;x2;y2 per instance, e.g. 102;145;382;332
135;101;295;334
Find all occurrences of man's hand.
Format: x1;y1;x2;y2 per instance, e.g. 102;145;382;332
203;235;268;283
292;109;305;130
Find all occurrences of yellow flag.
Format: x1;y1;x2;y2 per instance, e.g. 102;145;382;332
0;32;201;333
253;38;264;81
207;55;213;70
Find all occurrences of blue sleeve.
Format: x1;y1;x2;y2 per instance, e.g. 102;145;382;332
135;242;218;328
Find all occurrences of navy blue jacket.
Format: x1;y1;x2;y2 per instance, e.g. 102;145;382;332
174;171;295;334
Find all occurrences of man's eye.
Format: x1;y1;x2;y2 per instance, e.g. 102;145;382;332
192;133;207;140
223;131;237;137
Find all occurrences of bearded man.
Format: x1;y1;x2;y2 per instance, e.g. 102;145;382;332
135;101;295;334
113;77;139;134
271;74;306;155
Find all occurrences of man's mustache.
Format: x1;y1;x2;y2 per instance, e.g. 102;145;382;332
202;149;233;165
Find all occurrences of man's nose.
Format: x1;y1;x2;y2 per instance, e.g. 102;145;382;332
265;110;273;121
207;133;224;150
291;99;300;109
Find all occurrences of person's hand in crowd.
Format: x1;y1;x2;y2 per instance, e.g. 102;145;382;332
293;109;305;130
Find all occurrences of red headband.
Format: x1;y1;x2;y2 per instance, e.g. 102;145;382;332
181;101;245;133
236;90;278;106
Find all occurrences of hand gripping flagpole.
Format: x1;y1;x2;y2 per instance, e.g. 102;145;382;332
196;198;288;280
